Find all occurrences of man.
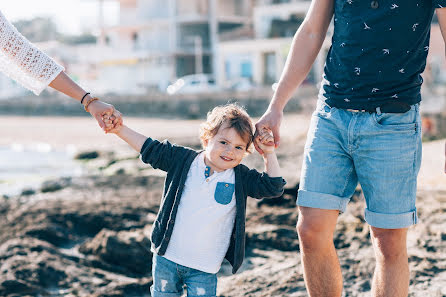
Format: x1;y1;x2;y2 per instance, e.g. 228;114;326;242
254;1;446;296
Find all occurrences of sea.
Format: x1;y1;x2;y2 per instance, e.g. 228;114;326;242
0;142;84;196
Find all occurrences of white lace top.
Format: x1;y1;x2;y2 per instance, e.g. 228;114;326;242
0;10;64;95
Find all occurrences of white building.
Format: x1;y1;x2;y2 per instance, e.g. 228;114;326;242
97;0;253;92
217;0;330;88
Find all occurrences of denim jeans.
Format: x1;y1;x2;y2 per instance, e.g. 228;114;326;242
298;100;422;229
151;254;217;297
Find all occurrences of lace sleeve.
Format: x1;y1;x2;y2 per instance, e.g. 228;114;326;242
0;10;64;95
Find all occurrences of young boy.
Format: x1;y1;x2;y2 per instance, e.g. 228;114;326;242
104;103;285;297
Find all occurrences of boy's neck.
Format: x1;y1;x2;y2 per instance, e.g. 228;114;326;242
203;156;216;176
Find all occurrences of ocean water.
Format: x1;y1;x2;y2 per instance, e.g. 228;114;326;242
0;143;84;196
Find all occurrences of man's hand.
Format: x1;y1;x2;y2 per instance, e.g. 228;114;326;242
254;107;283;154
255;128;275;155
88;100;122;133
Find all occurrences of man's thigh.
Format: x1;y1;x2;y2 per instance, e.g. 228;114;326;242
298;102;358;212
354;105;422;229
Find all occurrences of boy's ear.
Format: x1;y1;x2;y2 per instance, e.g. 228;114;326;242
202;138;209;148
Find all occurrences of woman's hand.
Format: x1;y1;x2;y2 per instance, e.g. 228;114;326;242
87;100;122;132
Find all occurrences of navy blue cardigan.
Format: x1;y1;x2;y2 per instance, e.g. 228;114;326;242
140;137;286;274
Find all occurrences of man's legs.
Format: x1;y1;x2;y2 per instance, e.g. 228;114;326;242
370;227;409;297
296;206;342;297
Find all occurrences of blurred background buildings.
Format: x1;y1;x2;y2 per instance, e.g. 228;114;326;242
1;0;445;103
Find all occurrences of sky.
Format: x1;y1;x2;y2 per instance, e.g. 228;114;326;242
2;0;119;35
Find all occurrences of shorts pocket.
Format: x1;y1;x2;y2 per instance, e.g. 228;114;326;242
372;106;418;132
214;182;234;205
314;100;336;119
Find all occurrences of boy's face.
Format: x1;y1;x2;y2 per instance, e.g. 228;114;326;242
203;123;249;172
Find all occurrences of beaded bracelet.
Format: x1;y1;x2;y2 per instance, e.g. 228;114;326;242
84;97;99;112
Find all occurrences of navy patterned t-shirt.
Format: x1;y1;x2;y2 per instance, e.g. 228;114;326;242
321;0;446;109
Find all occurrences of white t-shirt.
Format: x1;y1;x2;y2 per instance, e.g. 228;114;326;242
163;152;236;274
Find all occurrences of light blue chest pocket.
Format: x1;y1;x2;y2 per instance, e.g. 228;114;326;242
214;182;235;205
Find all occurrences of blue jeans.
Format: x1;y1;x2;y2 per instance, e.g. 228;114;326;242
151;254;217;297
298;100;422;229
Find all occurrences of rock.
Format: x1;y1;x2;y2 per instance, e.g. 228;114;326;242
75;151;99;160
20;189;35;196
40;178;71;193
0;279;39;296
79;229;152;275
247;226;299;252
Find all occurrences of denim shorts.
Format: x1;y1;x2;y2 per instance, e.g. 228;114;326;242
151;254;217;297
297;100;422;229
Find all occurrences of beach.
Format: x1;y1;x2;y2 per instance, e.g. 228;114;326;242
0;114;445;296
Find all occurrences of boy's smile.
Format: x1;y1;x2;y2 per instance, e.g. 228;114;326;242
203;123;249;174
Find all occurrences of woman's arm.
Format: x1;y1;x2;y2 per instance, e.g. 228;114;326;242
0;10;121;131
48;72;119;130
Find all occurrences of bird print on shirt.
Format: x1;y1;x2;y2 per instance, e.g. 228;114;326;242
323;0;432;107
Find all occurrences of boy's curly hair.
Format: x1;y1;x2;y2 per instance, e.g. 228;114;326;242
199;103;254;152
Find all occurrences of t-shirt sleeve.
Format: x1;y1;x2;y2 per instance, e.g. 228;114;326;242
433;0;446;8
0;10;64;95
140;138;184;172
244;167;286;199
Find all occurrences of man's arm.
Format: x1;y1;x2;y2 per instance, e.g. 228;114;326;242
270;0;334;111
436;8;446;173
255;0;334;152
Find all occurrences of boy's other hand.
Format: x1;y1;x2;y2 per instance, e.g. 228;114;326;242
255;128;275;155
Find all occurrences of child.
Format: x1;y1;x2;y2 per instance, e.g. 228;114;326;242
104;103;285;297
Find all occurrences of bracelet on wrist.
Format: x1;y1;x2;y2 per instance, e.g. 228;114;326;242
80;92;90;104
84;97;99;112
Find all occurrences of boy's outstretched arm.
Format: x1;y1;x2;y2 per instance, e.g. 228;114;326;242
256;129;281;177
115;125;148;153
104;114;147;153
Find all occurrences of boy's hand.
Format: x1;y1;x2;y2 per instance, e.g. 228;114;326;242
255;128;275;155
103;111;123;134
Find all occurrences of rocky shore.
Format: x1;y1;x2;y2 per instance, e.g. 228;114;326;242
1;115;445;296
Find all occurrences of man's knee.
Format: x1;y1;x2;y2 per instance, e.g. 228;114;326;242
296;207;339;249
370;227;408;261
